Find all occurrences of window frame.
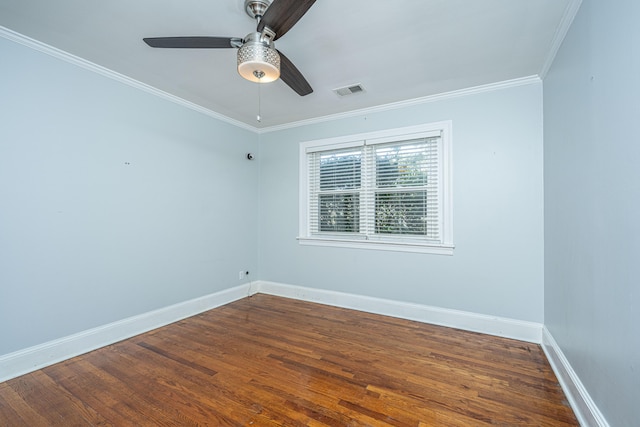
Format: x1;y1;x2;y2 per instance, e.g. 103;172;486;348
298;121;454;255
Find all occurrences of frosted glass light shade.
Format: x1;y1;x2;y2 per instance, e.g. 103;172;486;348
237;42;280;83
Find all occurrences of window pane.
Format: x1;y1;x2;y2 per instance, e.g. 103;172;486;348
319;150;361;191
302;123;450;251
319;193;360;232
375;191;428;235
376;142;429;188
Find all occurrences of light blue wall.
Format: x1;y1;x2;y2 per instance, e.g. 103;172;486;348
0;37;259;355
543;0;640;425
2;2;636;421
259;82;545;322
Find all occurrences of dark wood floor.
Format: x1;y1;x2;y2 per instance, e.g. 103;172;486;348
0;294;577;426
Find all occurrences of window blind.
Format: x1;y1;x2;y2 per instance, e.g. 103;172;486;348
365;137;441;241
308;147;363;234
307;135;442;243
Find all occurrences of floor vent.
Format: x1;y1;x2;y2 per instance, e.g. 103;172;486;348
333;84;366;97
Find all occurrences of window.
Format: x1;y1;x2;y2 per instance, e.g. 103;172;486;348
299;122;453;254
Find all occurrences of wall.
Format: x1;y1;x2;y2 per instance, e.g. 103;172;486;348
258;82;545;322
0;37;259;356
543;0;640;425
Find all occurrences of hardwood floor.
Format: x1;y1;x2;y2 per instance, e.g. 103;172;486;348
0;294;578;426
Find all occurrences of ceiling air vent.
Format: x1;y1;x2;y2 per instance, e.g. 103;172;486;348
333;84;366;97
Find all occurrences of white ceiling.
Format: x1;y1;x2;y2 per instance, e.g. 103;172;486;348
0;0;575;129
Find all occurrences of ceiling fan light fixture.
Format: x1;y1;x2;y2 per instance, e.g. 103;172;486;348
237;35;280;83
144;0;314;95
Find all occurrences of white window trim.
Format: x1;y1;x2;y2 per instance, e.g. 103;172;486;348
298;121;454;255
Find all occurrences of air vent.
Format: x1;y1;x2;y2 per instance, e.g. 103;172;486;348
333;84;366;97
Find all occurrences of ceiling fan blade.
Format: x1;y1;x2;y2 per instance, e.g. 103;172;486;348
278;50;313;96
257;0;316;40
143;36;242;49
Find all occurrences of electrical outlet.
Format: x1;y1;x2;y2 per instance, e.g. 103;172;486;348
239;270;245;280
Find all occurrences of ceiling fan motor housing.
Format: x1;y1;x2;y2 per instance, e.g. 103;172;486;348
244;0;272;20
237;31;281;83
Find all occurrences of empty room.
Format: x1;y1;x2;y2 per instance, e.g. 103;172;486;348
0;0;637;425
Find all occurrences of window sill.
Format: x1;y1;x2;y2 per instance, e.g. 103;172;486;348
297;237;454;255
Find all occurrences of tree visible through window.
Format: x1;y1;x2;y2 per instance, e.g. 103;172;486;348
318;149;361;233
300;122;453;254
374;142;430;236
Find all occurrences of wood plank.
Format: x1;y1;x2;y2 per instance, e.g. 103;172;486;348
7;371;110;426
0;382;51;426
0;294;578;426
45;359;159;426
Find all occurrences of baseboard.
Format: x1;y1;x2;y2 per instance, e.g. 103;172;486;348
542;327;610;427
2;279;607;426
255;281;543;343
0;283;251;383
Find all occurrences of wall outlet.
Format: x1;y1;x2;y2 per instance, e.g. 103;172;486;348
239;271;245;280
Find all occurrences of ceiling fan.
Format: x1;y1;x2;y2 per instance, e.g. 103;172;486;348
143;0;315;96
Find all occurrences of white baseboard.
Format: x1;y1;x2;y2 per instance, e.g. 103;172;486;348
542;327;610;427
0;283;251;383
255;281;543;343
2;280;607;426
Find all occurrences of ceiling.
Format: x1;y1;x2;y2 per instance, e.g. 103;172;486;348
0;0;575;130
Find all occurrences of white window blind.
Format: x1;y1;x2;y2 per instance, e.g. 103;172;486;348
366;137;441;241
308;146;363;235
299;122;453;254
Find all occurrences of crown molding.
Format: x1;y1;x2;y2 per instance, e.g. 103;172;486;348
539;0;583;78
2;25;545;136
0;26;258;133
258;75;542;133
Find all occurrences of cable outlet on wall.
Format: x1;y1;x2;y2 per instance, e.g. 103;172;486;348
239;270;249;280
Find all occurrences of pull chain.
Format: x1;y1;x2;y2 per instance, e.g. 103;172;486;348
257;79;261;122
254;69;264;122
